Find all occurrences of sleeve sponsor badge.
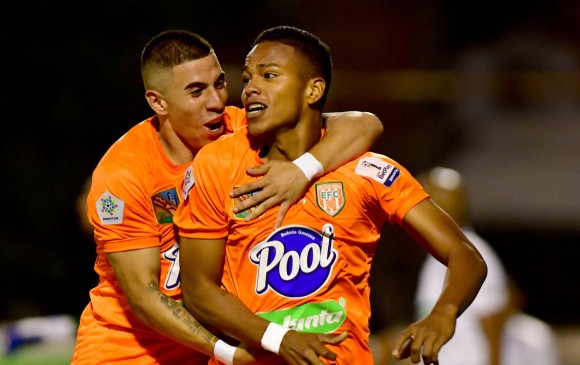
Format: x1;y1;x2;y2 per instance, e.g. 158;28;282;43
97;190;124;225
355;156;400;187
181;165;195;201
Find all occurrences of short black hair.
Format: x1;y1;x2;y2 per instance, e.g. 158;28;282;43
141;30;213;89
252;26;333;107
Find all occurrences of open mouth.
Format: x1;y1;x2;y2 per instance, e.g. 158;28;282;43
205;119;223;132
246;102;266;117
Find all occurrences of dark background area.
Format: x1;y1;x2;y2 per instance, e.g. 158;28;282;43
0;0;578;332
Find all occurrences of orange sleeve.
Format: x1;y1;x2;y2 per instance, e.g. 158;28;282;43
89;160;161;252
174;141;231;239
354;154;429;225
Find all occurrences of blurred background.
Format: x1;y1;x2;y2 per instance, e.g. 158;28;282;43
0;0;578;363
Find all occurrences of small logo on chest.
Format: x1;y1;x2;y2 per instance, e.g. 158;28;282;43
315;182;345;217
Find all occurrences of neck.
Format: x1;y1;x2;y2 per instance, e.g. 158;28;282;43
263;113;322;162
155;115;196;165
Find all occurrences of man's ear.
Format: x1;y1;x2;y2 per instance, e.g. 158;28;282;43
145;90;168;115
306;77;326;106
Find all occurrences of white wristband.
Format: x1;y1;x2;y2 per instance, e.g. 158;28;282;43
214;339;236;365
261;322;291;354
293;152;324;181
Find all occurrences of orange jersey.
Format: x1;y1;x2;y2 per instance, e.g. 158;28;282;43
175;129;429;365
72;106;246;365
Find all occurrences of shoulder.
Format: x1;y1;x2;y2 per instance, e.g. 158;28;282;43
225;105;245;117
195;127;251;168
345;152;417;187
224;106;247;132
203;126;250;153
99;118;156;164
94;118;157;183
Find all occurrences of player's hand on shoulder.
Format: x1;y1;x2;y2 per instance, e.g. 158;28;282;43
230;160;309;228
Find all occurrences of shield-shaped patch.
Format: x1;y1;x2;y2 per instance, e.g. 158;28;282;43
151;188;180;224
315;182;345;217
232;188;261;219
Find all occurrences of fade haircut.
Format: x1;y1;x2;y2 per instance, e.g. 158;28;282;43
140;30;213;90
252;26;333;107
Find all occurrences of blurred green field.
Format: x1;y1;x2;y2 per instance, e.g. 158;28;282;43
0;342;74;365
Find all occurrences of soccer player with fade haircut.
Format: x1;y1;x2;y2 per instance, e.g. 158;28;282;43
71;29;383;365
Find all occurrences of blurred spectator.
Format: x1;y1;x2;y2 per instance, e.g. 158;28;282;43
499;277;560;365
370;321;408;365
413;166;509;365
0;314;76;357
368;166;507;365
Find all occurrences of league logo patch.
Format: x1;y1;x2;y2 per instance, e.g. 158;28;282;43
315;182;345;217
181;165;195;200
355;156;400;187
151;188;180;224
97;191;124;225
233;188;261;219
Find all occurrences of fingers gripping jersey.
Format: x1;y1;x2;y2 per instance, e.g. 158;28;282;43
72;106;246;365
174;129;429;365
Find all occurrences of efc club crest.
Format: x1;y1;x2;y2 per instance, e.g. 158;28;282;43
315;182;345;217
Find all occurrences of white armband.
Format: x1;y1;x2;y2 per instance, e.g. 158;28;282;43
214;339;236;365
261;322;291;354
292;152;324;181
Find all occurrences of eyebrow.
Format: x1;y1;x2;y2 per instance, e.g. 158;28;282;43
184;71;225;91
243;63;280;73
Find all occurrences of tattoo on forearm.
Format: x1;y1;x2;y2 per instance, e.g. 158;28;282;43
148;281;215;342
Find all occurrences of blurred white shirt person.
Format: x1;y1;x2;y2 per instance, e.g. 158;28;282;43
499;278;560;365
414;167;509;365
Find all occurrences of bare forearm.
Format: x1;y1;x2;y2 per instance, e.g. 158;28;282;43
184;284;270;349
129;281;217;355
316;111;383;172
435;246;487;318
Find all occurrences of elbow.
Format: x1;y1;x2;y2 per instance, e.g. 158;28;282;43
475;252;488;287
126;294;155;326
362;112;383;140
372;113;384;136
462;239;488;288
481;258;488;283
182;284;216;325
